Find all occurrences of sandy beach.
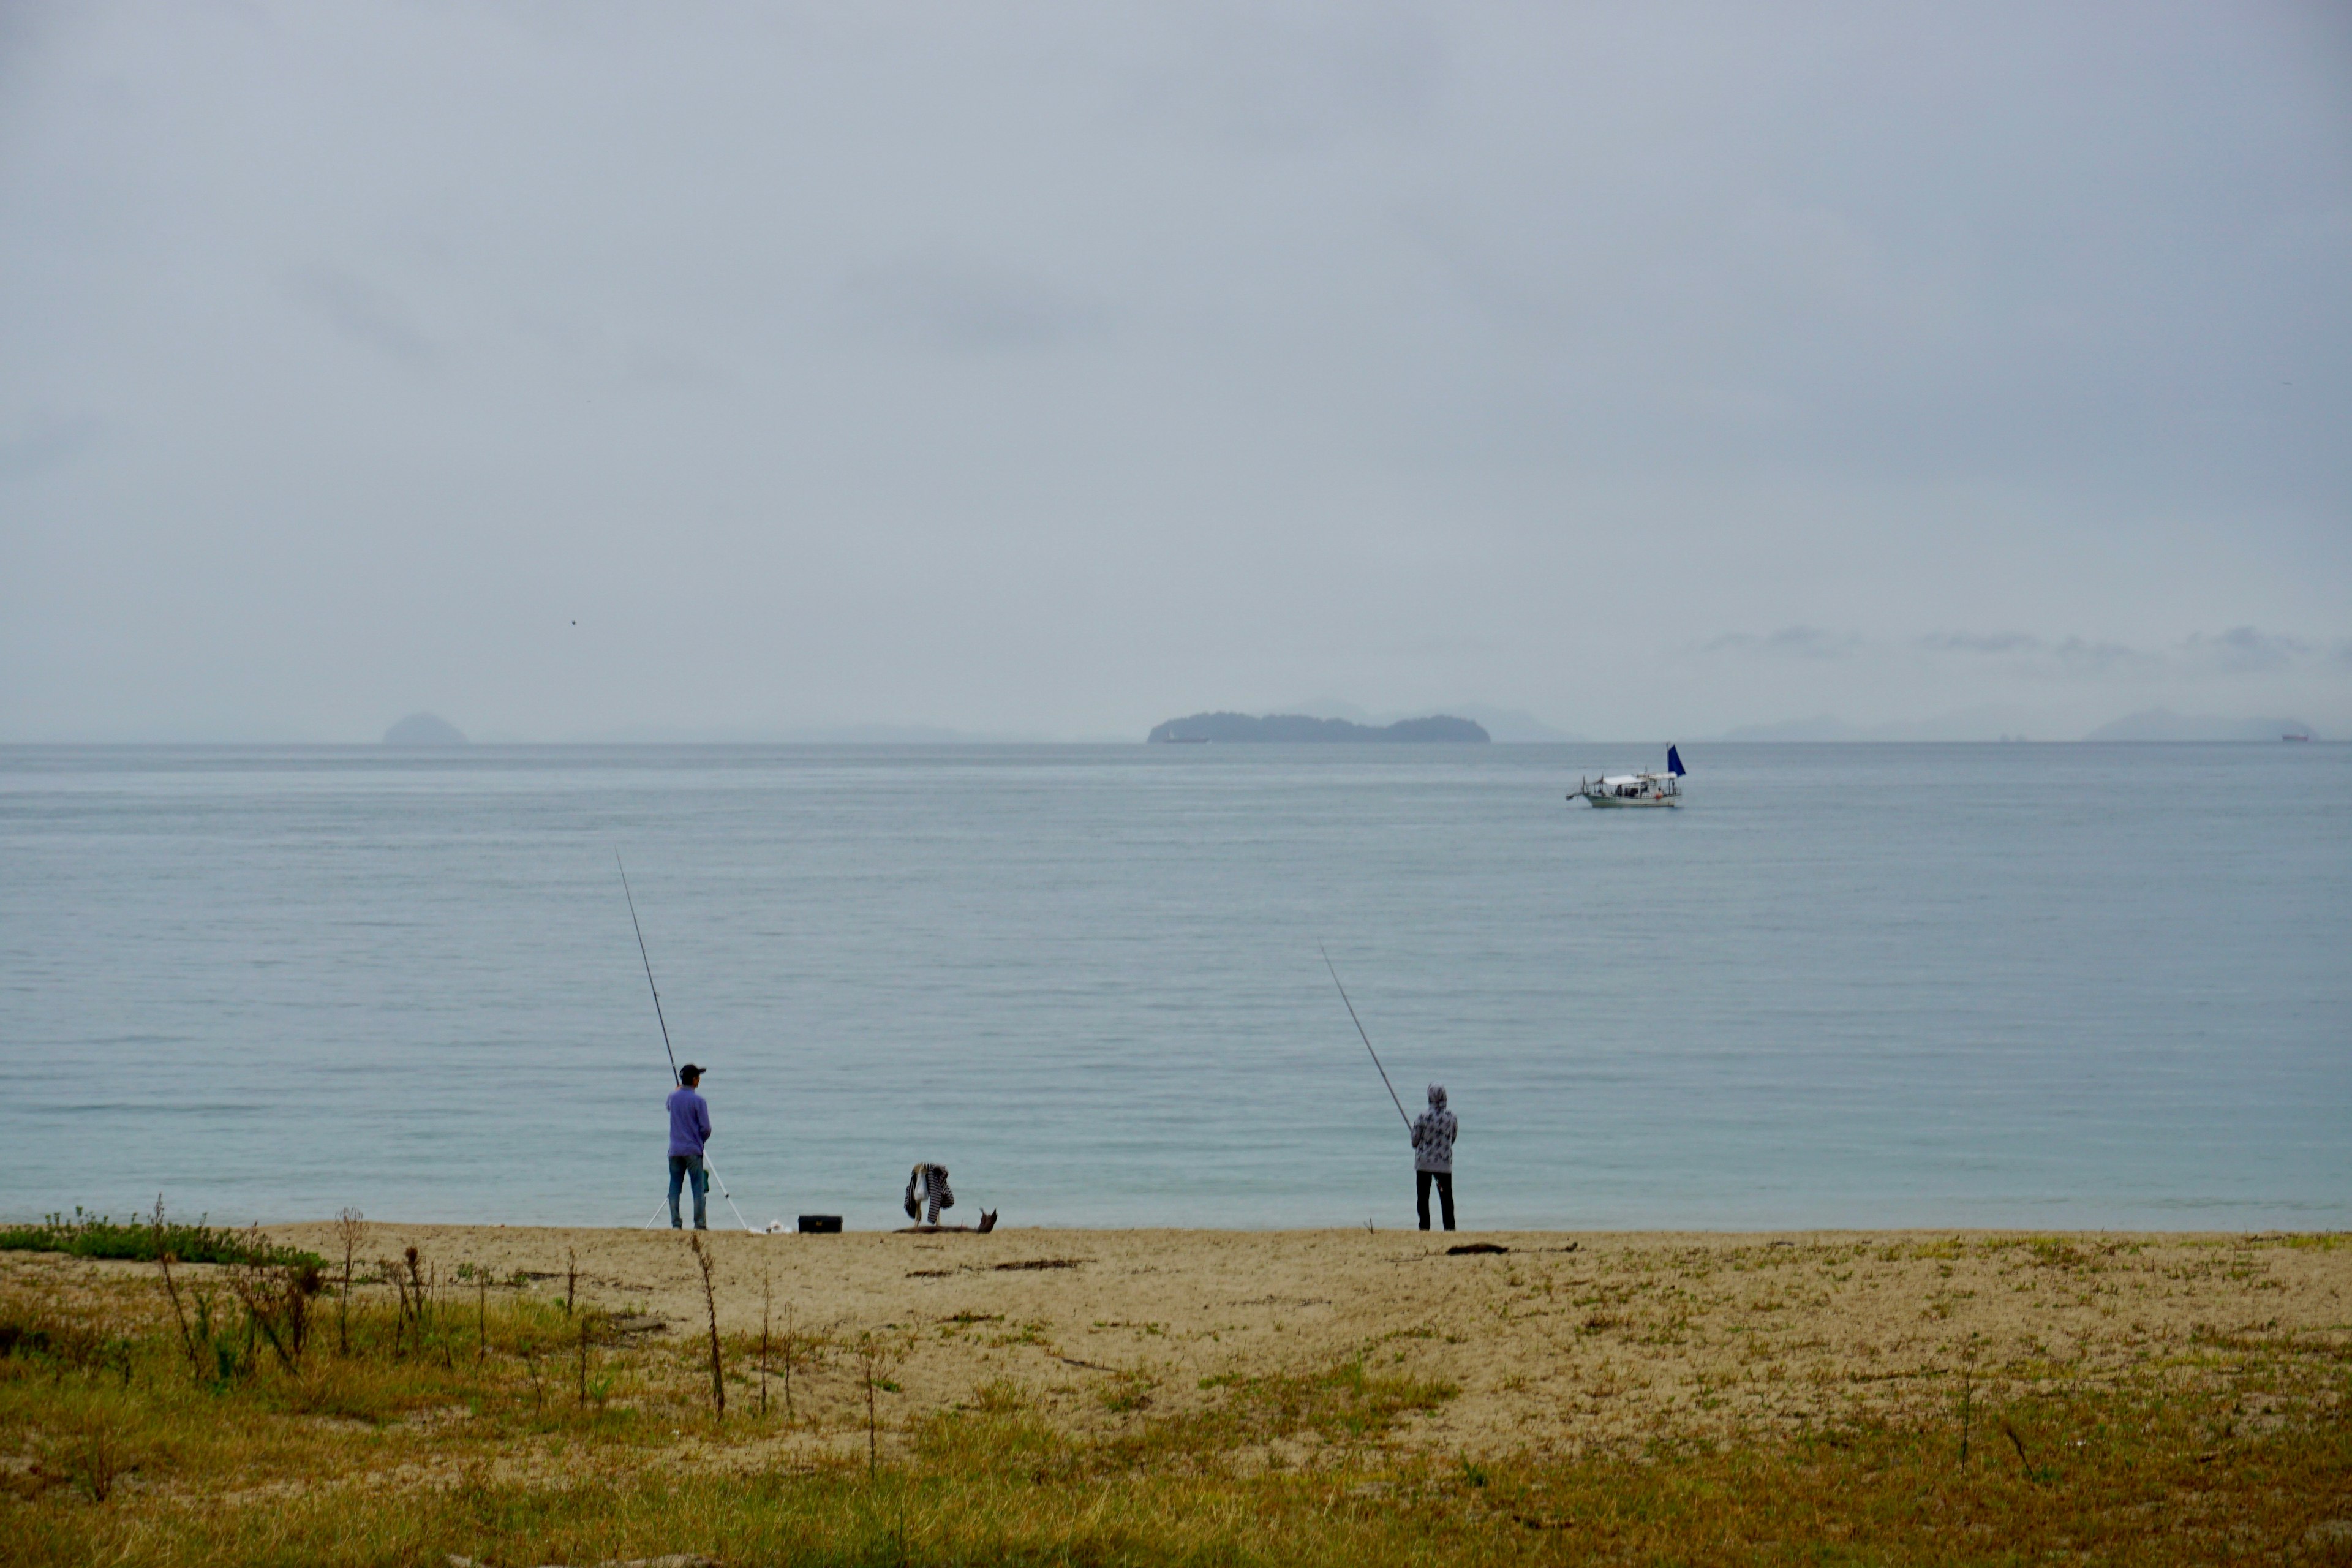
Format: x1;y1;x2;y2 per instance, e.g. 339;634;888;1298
12;1221;2348;1563
203;1221;2347;1460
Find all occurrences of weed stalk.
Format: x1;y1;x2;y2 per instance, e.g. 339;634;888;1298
333;1208;363;1357
688;1232;724;1420
156;1253;200;1379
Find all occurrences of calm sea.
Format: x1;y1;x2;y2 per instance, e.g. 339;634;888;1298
1;743;2345;1233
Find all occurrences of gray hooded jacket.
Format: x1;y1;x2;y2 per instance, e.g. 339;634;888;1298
1411;1084;1457;1174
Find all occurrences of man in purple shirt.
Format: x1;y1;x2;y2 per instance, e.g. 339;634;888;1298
666;1063;713;1230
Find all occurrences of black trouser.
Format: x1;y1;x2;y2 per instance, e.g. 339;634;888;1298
1416;1169;1455;1232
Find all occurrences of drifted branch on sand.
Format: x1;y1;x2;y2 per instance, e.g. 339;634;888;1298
894;1210;998;1234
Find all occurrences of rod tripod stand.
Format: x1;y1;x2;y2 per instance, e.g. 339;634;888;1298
646;1157;755;1232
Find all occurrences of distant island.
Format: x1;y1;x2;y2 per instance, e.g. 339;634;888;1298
1148;712;1490;744
383;712;467;746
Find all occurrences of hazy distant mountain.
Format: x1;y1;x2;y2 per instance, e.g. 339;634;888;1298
2083;709;2319;742
1711;715;1880;742
382;712;467;746
1434;704;1585;742
578;722;1012;744
1710;708;2323;742
1282;699;1583;742
1148;712;1490;743
1708;715;2008;742
1712;706;2052;742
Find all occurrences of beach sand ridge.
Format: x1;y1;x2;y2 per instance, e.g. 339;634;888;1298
136;1223;2336;1458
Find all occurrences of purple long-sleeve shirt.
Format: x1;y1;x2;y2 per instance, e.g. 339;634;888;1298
666;1087;711;1156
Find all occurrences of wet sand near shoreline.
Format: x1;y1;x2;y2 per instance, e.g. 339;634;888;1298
173;1223;2342;1457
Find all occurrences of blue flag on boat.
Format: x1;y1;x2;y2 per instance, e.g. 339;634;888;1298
1666;744;1685;777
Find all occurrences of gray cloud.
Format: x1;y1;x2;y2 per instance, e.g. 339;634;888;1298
1706;627;1866;660
0;409;105;481
1942;629;2337;682
1915;631;2039;656
2178;625;2312;675
1129;5;1447;152
2038;639;2167;680
1917;635;2163;680
622;342;733;392
837;254;1107;355
1740;627;2342;684
0;2;2345;742
284;264;436;364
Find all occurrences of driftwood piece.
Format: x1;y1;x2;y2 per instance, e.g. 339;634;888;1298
894;1210;997;1235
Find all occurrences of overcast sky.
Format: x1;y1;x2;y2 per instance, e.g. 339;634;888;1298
3;2;2347;741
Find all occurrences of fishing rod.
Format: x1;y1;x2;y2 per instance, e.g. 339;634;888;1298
1320;944;1414;1132
619;853;756;1234
618;854;680;1086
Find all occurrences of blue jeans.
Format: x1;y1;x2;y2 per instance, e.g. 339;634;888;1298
668;1154;708;1229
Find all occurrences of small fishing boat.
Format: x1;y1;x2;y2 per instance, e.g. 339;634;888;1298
1569;745;1686;809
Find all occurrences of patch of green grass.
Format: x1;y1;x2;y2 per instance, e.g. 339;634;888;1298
1160;1357;1457;1452
0;1207;320;1270
1098;1368;1158;1413
11;1385;2351;1567
2274;1232;2350;1251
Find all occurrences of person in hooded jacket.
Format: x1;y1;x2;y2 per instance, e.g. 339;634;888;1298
903;1163;953;1226
1411;1083;1457;1231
